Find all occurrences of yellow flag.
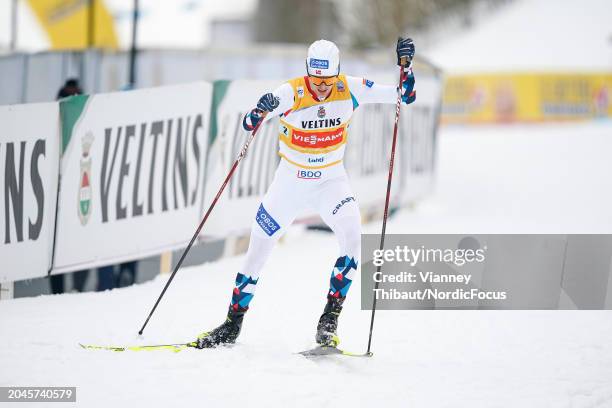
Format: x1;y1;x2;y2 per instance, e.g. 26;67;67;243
27;0;118;49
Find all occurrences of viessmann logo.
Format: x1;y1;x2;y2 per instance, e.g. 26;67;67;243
291;128;344;148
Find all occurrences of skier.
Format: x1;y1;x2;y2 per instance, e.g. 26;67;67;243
194;38;416;349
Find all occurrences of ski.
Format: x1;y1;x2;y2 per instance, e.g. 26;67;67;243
81;342;371;357
298;345;373;358
79;342;195;352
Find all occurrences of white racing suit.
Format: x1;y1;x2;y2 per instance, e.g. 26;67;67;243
231;72;416;312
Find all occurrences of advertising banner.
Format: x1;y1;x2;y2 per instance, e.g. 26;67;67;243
442;73;612;124
0;103;60;282
397;74;441;206
200;80;284;238
346;71;441;210
52;83;212;273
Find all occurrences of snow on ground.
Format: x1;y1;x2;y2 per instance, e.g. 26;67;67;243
424;0;612;72
370;120;612;235
2;121;612;407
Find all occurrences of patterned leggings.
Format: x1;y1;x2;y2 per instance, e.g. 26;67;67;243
229;160;361;312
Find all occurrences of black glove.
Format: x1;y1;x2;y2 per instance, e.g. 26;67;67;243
396;37;415;66
256;93;280;112
242;109;262;131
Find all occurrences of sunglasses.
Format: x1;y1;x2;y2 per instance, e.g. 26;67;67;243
309;76;338;87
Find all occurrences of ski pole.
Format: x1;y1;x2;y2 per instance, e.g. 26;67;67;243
138;113;267;335
366;54;411;354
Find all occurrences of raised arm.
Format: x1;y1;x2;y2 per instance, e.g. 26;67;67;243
346;37;416;107
346;69;415;107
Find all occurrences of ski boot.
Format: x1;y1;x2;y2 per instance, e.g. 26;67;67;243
315;297;344;347
193;308;245;349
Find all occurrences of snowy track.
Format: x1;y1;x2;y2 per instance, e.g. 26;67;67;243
2;122;612;407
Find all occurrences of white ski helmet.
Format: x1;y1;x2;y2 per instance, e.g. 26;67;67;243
306;39;340;77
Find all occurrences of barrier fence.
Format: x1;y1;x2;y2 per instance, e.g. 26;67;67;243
1;66;442;288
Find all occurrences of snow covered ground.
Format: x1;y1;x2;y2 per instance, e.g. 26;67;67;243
2;121;612;407
424;0;612;72
376;120;612;235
